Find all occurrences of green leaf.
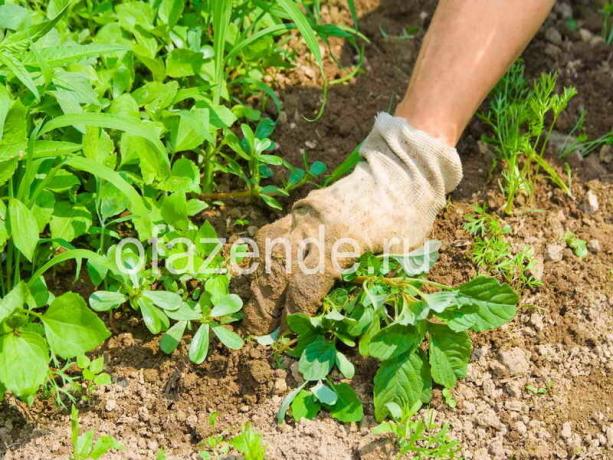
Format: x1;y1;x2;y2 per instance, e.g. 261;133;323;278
210;294;243;317
373;351;432;421
41;113;166;160
41;292;110;359
89;291;126;312
0;281;27;323
0;330;49;398
428;324;472;388
49;201;92;243
327;383;363;423
298;337;336;381
311;381;337;405
169;109;210;152
160;321;187;354
0;50;39;99
368;324;422;361
335;351;355;379
393;240;441;276
138;298;169;335
25;44;128;67
158;0;185;27
90;435;122;459
439;276;518;332
308;161;327;176
277;382;307;424
142;290;182;311
212;325;244;350
8;197;39;261
188;324;210;364
291;389;321;421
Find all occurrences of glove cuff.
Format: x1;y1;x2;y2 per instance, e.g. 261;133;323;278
361;112;463;194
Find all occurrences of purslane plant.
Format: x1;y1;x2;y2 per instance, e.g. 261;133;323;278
272;242;519;423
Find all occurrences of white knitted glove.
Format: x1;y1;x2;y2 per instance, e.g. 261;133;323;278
243;113;463;335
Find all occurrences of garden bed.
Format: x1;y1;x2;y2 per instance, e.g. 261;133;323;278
1;1;612;459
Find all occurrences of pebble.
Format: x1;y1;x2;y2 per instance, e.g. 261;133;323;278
599;145;613;163
560;422;573;439
529;256;544;281
273;378;287;395
587;239;601;254
579;28;593;43
105;399;117;412
556;2;573;19
606;426;613;447
545;27;563;46
498;348;531;376
544;244;564;262
476;408;502;429
582;190;599;213
544;43;561;57
247;225;258;237
530;313;544;331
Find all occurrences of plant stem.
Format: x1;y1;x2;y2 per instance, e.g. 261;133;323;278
200;189;255;201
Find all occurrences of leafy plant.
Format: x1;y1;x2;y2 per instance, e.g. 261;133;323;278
198;416;267;460
480;61;576;213
464;204;541;289
272;241;519;423
564;231;587;258
373;403;460;459
70;405;122;460
0;0;360;403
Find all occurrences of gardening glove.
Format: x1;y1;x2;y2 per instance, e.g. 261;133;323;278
243;112;463;335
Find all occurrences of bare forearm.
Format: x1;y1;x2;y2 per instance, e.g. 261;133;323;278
395;0;555;146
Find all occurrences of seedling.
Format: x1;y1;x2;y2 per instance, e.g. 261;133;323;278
70;405;122;460
198;420;266;460
464;204;541;289
273;241;519;424
603;2;613;44
373;404;460;459
480;61;576;213
564;232;588;258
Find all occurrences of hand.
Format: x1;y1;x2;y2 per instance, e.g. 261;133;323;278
242;113;462;335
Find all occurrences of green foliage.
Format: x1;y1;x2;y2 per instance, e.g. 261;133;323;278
603;2;613;44
271;242;518;424
373;405;461;459
0;0;360;403
480;61;576;213
464;204;542;289
70;405;122;460
198;418;267;460
564;231;588;258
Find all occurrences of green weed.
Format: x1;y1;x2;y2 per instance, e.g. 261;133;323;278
603;2;613;44
564;231;588;258
464;204;541;289
373;404;461;459
270;242;519;426
0;0;360;403
70;405;122;460
198;417;266;460
480;61;576;213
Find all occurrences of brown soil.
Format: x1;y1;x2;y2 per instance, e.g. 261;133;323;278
2;1;612;459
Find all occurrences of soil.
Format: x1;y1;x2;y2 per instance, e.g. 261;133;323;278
2;1;612;459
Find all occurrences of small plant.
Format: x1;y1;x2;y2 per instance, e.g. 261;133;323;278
272;241;519;424
603;2;613;44
558;109;613;159
373;403;461;459
464;204;541;289
70;405;122;460
198;417;266;460
564;232;588;258
480;61;576;213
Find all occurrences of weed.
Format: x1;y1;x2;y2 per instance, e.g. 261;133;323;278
271;241;519;425
198;417;266;460
373;404;461;459
0;0;360;403
70;405;122;460
558;109;613;159
603;2;613;44
464;204;541;289
480;60;576;213
564;232;588;258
